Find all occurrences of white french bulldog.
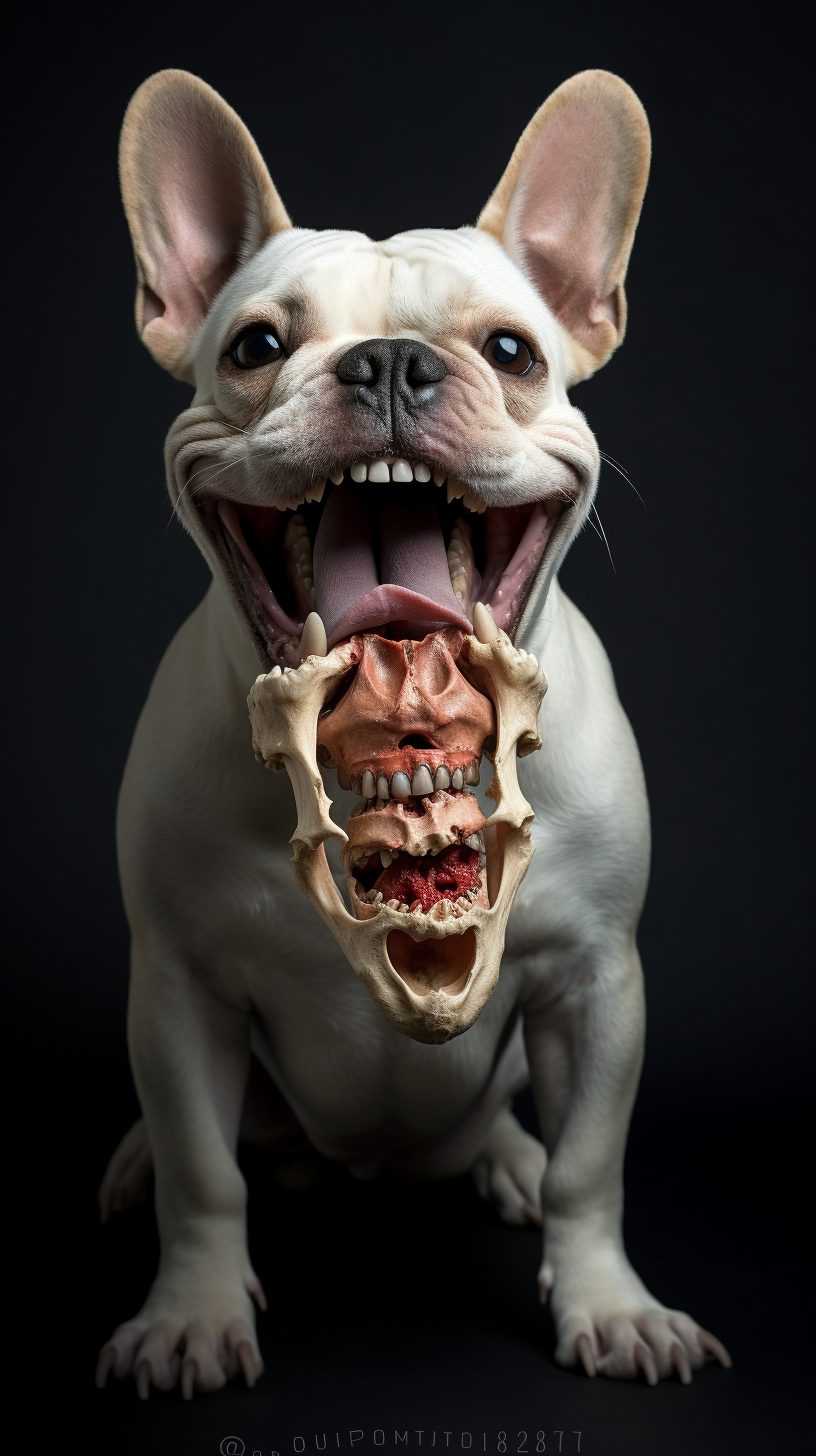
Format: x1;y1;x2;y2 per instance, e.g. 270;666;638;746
95;67;731;1400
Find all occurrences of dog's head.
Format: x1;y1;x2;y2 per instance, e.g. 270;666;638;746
120;69;649;1042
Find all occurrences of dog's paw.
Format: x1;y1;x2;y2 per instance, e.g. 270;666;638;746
553;1305;731;1385
98;1119;154;1222
95;1275;265;1399
472;1106;546;1226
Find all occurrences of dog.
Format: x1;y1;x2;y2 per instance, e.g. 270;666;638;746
95;67;731;1399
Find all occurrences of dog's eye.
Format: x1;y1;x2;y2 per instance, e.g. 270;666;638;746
231;328;284;369
484;333;534;375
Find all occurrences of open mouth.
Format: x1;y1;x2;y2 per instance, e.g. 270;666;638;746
205;456;569;667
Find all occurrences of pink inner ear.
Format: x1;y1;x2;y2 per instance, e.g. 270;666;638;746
507;104;628;344
142;285;165;324
146;145;249;332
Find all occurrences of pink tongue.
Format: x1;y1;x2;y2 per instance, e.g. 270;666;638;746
313;484;472;646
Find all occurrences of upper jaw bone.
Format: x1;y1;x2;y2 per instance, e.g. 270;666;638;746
248;641;357;854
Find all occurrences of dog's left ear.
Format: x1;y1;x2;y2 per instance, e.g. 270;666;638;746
478;70;650;381
120;70;291;382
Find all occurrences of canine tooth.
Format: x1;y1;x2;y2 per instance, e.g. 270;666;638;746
392;459;412;483
479;852;487;867
462;490;486;513
413;463;431;482
377;775;390;800
464;762;480;785
350;462;367;482
391;771;412;798
434;765;451;790
411;765;434;795
451;768;464;790
432;468;445;486
329;468;345;485
361;769;376;799
447;517;475;610
368;460;390;483
299;612;328;661
473;601;499;644
380;849;394;868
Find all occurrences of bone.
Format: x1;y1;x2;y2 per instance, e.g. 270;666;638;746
473;601;499;643
342;787;486;867
250;623;547;1045
299;612;328;662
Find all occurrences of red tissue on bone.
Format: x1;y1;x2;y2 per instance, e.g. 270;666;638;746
365;845;481;912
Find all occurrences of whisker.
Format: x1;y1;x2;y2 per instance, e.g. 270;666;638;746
599;450;646;510
591;504;616;574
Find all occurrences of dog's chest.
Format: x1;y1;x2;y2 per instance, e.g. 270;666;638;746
236;868;527;1148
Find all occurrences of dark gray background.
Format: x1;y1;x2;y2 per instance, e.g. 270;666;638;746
8;4;810;1453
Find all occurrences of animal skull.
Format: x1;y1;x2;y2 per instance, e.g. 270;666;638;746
248;618;547;1044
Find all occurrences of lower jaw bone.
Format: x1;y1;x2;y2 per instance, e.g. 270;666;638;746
247;631;547;1045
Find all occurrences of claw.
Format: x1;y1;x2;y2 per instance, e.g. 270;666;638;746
249;1277;268;1312
699;1329;732;1368
135;1360;151;1401
95;1345;116;1389
670;1341;693;1385
237;1339;259;1387
576;1331;596;1378
633;1341;658;1386
181;1357;198;1401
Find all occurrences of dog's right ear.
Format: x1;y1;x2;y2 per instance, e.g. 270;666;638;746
119;70;291;382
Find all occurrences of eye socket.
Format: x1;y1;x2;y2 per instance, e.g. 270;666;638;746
230;326;284;369
484;332;534;375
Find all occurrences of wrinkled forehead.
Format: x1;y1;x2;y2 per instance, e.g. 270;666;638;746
198;226;564;363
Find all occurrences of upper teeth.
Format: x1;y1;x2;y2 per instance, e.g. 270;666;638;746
347;761;480;800
280;462;481;508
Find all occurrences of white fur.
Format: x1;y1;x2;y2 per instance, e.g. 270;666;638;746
96;71;730;1400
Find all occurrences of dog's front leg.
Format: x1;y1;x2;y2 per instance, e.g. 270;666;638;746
525;942;731;1384
96;943;264;1400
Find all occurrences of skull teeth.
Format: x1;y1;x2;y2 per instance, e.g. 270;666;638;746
350;761;481;799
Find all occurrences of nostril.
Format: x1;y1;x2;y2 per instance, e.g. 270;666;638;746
336;342;379;385
404;346;448;389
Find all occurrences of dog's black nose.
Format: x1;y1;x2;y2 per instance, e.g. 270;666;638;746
335;338;447;419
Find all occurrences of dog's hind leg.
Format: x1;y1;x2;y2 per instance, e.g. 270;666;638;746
99;1119;154;1222
472;1102;546;1226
